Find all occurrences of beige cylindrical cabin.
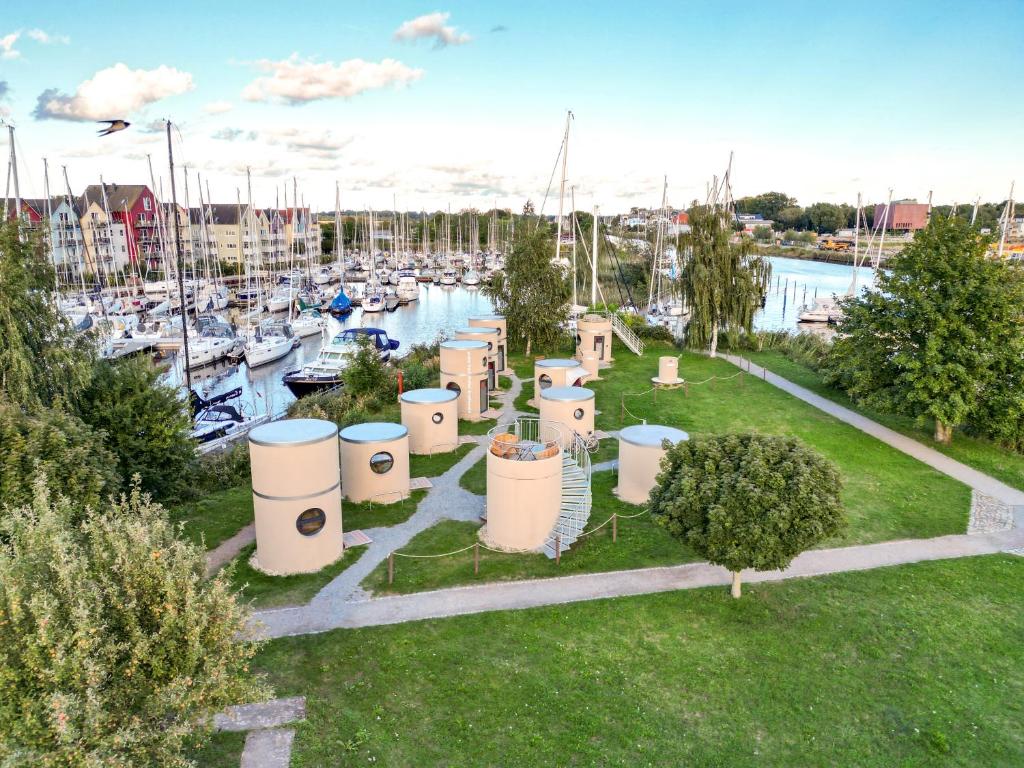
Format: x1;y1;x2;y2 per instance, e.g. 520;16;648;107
400;388;459;455
654;355;683;385
248;419;343;576
539;386;595;446
440;339;490;420
533;358;588;400
577;313;613;363
578;350;601;381
469;314;510;374
485;420;563;551
455;326;501;391
339;422;411;504
616;424;690;505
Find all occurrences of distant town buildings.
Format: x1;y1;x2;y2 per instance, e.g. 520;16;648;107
736;213;775;234
873;199;929;232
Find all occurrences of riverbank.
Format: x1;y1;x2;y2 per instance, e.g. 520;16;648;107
754;243;904;266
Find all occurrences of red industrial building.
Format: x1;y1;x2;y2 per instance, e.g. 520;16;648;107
873;199;929;231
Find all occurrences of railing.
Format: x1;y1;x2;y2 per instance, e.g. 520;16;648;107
609;313;645;356
487;416;563;461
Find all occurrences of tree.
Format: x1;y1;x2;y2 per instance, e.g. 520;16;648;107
774;205;807;231
0;402;120;515
0;480;267;766
483;227;569;354
735;192;796;221
75;357;195;502
823;216;1024;444
752;224;773;243
0;222;94;411
805;202;846;234
681;206;771;357
649;434;845;597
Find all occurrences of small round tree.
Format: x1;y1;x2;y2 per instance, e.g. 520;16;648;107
0;480;268;766
648;434;845;597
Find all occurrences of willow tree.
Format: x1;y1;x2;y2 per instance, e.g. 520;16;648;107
681;206;771;357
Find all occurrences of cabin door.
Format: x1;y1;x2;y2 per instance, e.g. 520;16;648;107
595;335;605;360
487;361;496;391
479;379;488;414
497;344;506;373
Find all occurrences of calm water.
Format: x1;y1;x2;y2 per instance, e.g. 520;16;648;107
165;284;494;420
168;256;873;420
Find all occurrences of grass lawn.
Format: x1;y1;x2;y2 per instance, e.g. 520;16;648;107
498;375;513;390
589;436;618;464
458;453;486;495
364;471;693;595
513;380;537;413
745;349;1024;493
187;731;246;768
222;543;364;609
458;418;494;436
169;486;252;550
343;489;427;532
589;343;970;545
409;443;474;478
258;555;1024;767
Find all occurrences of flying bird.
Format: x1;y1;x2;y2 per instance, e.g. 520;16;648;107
97;119;130;137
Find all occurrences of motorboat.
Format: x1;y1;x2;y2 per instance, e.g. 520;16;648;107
396;276;420;303
313;266;334;285
189;387;246;443
283;327;400;397
798;296;842;324
440;268;458;286
462;269;481;286
244;319;295;368
291;308;327;339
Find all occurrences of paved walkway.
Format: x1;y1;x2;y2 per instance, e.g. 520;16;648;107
206;524;256;575
721;353;1024;509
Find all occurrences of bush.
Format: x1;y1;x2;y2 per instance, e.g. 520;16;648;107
723;330;831;372
649;433;845;597
618;313;677;343
194;442;252;493
0;402;120;514
0;480;268;766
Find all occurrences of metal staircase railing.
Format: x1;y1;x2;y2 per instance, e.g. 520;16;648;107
610;313;645;356
543;427;593;559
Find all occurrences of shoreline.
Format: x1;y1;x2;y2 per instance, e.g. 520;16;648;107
754;244;901;267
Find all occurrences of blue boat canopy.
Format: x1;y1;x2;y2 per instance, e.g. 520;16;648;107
330;287;352;313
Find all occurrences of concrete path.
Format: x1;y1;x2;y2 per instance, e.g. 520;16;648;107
721;353;1024;508
206;523;256;576
249;527;1024;639
214;696;306;768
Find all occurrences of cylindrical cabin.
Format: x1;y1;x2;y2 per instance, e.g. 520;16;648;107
339;422;411;505
577;313;613;363
440;339;490;420
655;356;683;385
455;326;501;391
533;358;588;400
539;386;595;446
578;350;601;381
400;388;459;455
616;424;690;505
485;419;563;551
248;419;343;575
468;314;510;374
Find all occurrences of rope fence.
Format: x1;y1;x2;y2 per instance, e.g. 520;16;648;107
619;368;747;425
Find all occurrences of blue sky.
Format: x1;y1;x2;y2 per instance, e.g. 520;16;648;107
1;0;1021;212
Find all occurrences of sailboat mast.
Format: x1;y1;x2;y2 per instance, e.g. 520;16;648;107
848;191;862;296
997;182;1015;260
591;204;599;307
554;111;571;266
166;120;193;394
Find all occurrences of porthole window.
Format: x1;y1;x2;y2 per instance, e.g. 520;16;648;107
574;408;585;420
487;342;493;350
370;451;394;474
296;507;326;536
432;412;444;424
539;374;553;390
446;381;461;395
575;334;582;346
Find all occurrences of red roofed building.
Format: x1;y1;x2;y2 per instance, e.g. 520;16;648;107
873;200;929;232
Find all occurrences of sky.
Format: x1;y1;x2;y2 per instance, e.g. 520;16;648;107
1;0;1022;214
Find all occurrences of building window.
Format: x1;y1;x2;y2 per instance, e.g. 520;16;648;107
574;408;585;420
539;374;552;390
446;382;461;395
370;451;394;475
143;197;152;211
432;412;444;424
296;507;326;536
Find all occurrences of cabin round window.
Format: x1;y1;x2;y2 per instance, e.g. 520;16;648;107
370;451;394;475
487;342;493;351
539;374;553;390
575;334;582;346
432;412;444;424
574;408;585;420
296;507;326;536
446;382;461;395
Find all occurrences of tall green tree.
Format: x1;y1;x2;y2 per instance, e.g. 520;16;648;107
0;222;95;411
824;216;1024;444
0;480;267;766
649;434;845;598
681;206;771;357
483;228;569;354
735;191;796;221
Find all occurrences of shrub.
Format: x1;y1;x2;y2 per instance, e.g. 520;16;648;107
649;434;845;597
194;442;252;493
0;480;268;766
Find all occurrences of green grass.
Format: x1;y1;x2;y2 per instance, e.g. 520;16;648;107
497;375;513;391
458;418;493;436
259;555;1024;766
408;443;474;478
589;436;619;464
745;349;1024;493
343;489;427;531
364;471;693;595
488;397;503;410
458;453;487;495
168;486;252;550
223;543;364;609
589;343;970;546
513;380;537;413
186;731;246;768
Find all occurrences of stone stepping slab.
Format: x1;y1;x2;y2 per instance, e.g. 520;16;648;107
214;696;306;732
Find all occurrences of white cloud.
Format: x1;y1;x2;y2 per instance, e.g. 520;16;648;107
242;55;423;104
203;100;233;114
33;63;194;121
1;32;20;60
27;29;69;45
394;12;471;47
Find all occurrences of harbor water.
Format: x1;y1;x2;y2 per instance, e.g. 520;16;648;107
755;255;875;331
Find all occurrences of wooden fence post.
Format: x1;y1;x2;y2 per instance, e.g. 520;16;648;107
387;552;394;585
612;513;618;543
473;542;480;575
555;535;561;565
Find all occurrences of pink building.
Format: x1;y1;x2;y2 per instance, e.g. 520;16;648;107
873;200;929;231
